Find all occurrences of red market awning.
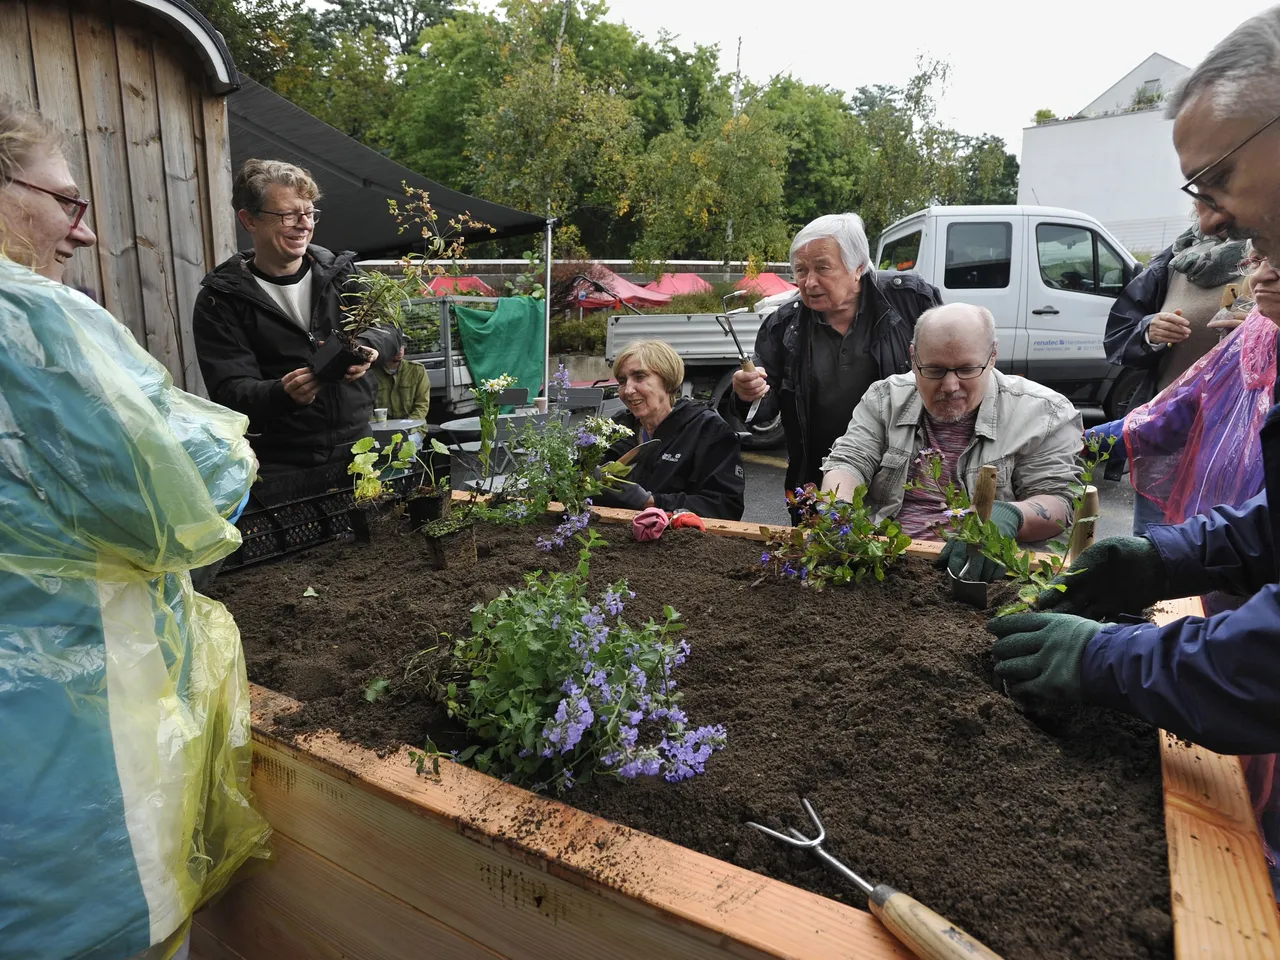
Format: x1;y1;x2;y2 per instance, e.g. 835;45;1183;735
735;272;797;298
424;275;498;297
575;266;672;309
647;272;713;296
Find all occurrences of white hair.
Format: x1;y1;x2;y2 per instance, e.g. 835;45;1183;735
910;303;997;349
789;213;871;274
1168;6;1280;121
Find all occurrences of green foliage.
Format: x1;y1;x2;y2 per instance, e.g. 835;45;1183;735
550;312;606;354
761;486;913;588
1033;108;1059;125
340;269;411;340
441;529;726;792
313;0;454;54
363;677;391;702
908;438;1117;615
348;432;417;503
272;27;397;146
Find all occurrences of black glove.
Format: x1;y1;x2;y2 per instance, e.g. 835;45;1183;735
1035;536;1167;618
599;480;652;511
936;500;1023;583
988;611;1104;703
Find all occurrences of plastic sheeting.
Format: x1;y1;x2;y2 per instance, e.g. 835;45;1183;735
1126;308;1278;526
0;259;272;959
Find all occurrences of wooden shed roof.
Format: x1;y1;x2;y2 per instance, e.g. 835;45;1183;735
123;0;239;93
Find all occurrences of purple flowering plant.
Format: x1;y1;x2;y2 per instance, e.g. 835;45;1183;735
760;484;912;588
442;529;726;793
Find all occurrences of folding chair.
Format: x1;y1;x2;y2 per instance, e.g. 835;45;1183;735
553;386;605;422
497;387;531;411
456;412;552;492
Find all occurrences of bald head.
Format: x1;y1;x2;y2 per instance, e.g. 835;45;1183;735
910;303;998;423
911;303;997;351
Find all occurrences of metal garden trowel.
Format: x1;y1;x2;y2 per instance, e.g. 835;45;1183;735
715;290;761;423
948;464;999;607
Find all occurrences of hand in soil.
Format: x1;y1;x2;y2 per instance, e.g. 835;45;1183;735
281;366;321;405
344;346;378;382
989;611;1103;702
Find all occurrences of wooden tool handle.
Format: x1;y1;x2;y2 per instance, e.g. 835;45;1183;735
740;357;757;373
1065;484;1099;565
870;885;1005;960
972;464;999;524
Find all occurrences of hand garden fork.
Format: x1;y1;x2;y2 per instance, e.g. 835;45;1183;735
746;799;1004;960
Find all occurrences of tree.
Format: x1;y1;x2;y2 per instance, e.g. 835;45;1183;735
188;0;318;84
1033;108;1058;125
272;27;396;147
313;0;455;55
466;49;642;230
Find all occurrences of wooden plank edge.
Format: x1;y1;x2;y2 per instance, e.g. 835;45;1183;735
247;684;910;960
1155;596;1280;958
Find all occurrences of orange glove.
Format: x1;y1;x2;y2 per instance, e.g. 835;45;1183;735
669;510;705;531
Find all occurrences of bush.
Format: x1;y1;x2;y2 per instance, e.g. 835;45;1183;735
551;311;607;354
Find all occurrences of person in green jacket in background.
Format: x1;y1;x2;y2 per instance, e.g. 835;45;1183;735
374;332;431;420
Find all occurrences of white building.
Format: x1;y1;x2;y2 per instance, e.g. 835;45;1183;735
1018;54;1195;256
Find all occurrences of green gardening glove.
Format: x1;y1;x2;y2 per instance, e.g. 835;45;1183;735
1035;536;1168;618
987;611;1104;703
936;500;1023;583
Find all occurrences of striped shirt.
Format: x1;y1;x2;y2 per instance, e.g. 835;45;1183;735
896;413;978;539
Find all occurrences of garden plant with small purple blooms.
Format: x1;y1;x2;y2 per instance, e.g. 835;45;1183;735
760;485;912;588
442;529;726;793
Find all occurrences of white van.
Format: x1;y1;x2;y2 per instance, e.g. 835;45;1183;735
876;205;1144;417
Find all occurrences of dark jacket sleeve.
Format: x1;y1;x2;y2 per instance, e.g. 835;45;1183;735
192;289;295;423
1081;585;1280;754
1104;247;1173;369
1145;491;1275;598
651;422;746;521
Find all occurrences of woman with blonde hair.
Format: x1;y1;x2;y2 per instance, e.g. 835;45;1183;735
597;338;746;520
0;98;269;959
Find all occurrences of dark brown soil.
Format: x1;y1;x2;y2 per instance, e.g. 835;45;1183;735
210;519;1172;960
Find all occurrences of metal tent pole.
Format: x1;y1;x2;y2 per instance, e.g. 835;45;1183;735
543;211;554;400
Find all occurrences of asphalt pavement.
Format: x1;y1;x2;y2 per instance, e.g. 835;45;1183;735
739;407;1137;539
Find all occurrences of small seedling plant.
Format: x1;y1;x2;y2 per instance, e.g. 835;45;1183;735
437;529;726;793
349;432;418;504
760;485;912;588
907;437;1116;614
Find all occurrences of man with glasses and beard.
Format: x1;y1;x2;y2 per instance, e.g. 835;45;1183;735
820;303;1083;583
193;159;400;476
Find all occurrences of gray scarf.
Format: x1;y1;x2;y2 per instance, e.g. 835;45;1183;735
1168;226;1247;288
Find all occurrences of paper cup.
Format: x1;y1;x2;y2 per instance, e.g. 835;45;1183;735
373;407;388;422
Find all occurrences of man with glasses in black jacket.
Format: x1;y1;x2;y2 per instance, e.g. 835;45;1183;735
192;159;400;476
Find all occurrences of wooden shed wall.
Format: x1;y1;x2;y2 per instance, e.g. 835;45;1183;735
0;0;236;394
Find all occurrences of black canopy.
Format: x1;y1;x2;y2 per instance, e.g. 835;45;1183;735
227;77;546;256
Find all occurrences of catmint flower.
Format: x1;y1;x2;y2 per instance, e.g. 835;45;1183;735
837;525;851;537
582;607;604;630
760;551;771;566
666;705;688;725
561;768;575;790
603;589;625;616
619;725;638;748
551;614;561;629
626;709;643;725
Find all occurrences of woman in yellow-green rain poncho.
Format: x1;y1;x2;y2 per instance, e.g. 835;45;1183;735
0;99;270;959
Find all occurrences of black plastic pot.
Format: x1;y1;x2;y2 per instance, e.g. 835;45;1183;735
407;491;450;531
311;337;368;383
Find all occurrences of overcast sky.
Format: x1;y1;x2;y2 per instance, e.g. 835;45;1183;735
477;0;1278;156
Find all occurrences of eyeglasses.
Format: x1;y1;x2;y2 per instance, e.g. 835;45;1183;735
255;208;320;228
913;347;995;380
1181;112;1280;212
1239;254;1274;276
11;178;90;228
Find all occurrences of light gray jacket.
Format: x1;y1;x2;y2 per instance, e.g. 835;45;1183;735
821;368;1084;525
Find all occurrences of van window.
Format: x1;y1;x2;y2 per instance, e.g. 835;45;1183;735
1036;224;1126;297
879;230;921;272
944;222;1012;289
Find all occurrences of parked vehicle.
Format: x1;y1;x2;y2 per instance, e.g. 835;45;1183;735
876;205;1145;417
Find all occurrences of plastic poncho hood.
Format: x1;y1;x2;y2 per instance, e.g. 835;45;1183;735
0;260;272;959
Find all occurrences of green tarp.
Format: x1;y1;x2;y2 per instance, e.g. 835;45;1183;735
453;297;546;406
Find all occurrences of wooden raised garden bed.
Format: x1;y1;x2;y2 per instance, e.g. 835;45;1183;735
192;507;1279;960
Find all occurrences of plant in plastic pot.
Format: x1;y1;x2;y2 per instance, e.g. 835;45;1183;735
408;439;453;530
313;271;410;382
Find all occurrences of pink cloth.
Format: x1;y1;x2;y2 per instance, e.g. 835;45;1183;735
895;413;979;539
631;506;670;541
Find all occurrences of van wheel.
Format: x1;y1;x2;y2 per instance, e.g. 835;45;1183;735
1103;369;1144;420
711;370;786;449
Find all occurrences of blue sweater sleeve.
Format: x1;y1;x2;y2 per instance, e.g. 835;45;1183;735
1081;585;1280;754
1145;491;1275;597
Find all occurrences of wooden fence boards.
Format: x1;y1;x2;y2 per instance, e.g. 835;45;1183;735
0;4;35;104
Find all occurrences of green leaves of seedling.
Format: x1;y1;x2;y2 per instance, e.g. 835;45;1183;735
363;678;390;702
